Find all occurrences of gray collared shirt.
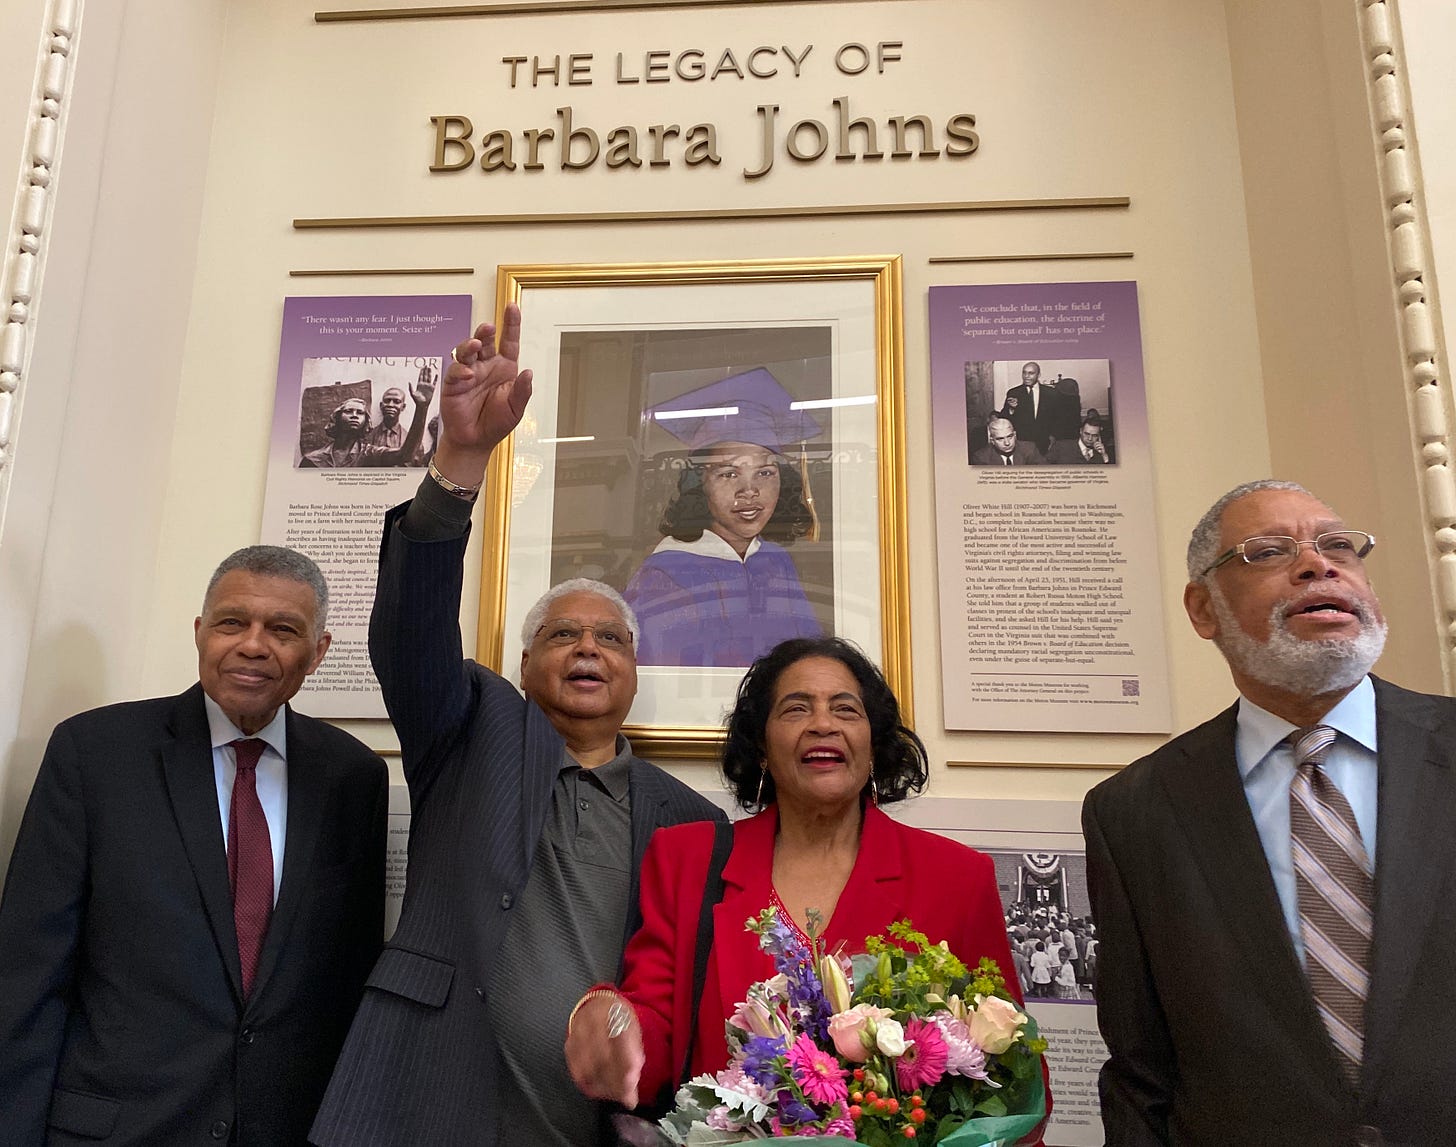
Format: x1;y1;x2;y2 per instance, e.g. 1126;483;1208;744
486;739;634;1146
401;474;636;1142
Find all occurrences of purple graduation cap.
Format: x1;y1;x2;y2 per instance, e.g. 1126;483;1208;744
647;367;823;455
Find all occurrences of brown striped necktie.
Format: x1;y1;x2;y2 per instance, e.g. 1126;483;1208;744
1289;724;1372;1086
228;738;273;997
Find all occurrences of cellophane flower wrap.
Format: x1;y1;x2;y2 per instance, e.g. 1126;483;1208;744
660;910;1047;1145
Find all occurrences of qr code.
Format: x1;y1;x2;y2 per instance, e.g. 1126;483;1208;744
1121;679;1140;697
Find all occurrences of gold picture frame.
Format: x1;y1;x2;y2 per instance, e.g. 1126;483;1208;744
476;256;910;757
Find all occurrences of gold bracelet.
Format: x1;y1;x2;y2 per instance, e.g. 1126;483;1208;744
427;458;481;502
567;988;623;1036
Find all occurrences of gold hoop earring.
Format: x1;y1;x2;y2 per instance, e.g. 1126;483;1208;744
755;765;768;809
870;775;880;804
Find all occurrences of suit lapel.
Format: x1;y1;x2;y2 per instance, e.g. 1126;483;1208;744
521;701;564;869
1365;679;1456;1091
1155;705;1334;1059
622;759;668;952
713;810;777;1015
826;805;905;950
160;686;244;1003
249;706;325;1003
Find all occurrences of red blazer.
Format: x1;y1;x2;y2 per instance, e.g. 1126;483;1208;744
617;803;1038;1111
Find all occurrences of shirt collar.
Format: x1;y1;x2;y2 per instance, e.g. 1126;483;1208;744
1234;673;1376;780
651;530;761;564
564;735;633;801
202;691;288;761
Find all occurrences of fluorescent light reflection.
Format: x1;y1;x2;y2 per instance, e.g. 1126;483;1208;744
790;396;878;411
653;405;739;421
540;435;595;444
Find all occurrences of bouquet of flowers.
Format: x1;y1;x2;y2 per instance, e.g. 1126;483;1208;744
660;910;1047;1145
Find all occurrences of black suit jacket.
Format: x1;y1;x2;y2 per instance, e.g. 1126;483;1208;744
0;686;387;1146
1082;677;1456;1145
1005;383;1080;453
310;503;724;1147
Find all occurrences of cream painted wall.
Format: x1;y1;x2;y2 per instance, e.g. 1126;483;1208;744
1223;0;1442;694
0;0;229;865
2;0;1452;872
147;0;1264;802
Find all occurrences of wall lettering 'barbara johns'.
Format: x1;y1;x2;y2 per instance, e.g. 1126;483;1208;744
428;97;979;178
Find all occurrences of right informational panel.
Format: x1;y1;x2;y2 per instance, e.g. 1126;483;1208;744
929;282;1171;733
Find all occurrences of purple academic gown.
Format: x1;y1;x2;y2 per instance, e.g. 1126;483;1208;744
624;534;822;667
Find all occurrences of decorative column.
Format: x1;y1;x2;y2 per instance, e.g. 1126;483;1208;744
1358;0;1456;684
0;0;80;527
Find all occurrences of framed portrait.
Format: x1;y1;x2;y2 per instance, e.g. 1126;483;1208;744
478;256;910;757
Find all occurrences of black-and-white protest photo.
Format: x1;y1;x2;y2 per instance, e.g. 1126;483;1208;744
985;849;1098;1004
295;356;441;469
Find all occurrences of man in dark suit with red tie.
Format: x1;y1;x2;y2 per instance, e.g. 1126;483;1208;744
0;546;387;1146
1083;479;1456;1144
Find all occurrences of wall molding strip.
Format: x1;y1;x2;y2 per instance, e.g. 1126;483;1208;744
316;0;912;24
293;197;1131;230
0;0;81;536
1359;0;1456;683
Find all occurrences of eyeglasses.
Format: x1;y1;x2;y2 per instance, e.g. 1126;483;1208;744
1202;531;1375;576
533;619;634;649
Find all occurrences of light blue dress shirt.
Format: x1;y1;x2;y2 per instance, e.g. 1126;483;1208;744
1234;674;1378;963
203;694;287;906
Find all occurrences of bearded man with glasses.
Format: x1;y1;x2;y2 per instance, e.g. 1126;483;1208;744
1082;478;1456;1145
312;305;724;1147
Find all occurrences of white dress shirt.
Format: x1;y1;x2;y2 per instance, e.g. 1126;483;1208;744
203;693;287;905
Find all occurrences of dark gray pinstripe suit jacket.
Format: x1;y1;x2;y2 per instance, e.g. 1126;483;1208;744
310;503;723;1147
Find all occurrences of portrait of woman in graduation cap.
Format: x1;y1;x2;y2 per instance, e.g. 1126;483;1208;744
624;367;825;667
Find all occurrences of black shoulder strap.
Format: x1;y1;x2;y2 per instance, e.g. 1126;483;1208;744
680;818;734;1086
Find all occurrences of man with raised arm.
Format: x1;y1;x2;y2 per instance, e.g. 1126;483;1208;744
311;304;723;1147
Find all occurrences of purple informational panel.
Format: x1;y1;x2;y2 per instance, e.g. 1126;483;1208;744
928;281;1171;733
260;295;473;718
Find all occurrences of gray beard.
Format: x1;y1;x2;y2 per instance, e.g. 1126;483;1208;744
1209;586;1387;698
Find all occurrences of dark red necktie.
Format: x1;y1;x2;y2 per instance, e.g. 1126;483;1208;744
227;738;273;997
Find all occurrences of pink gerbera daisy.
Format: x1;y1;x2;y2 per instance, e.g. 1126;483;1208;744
896;1015;949;1092
787;1033;849;1105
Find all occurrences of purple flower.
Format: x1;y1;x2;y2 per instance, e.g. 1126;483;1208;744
774;1089;819;1127
740;1034;788;1087
756;913;833;1040
933;1013;993;1082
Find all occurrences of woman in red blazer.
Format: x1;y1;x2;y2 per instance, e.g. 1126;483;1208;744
567;637;1047;1135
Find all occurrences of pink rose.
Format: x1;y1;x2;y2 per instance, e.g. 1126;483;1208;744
967;994;1027;1055
827;1003;892;1062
